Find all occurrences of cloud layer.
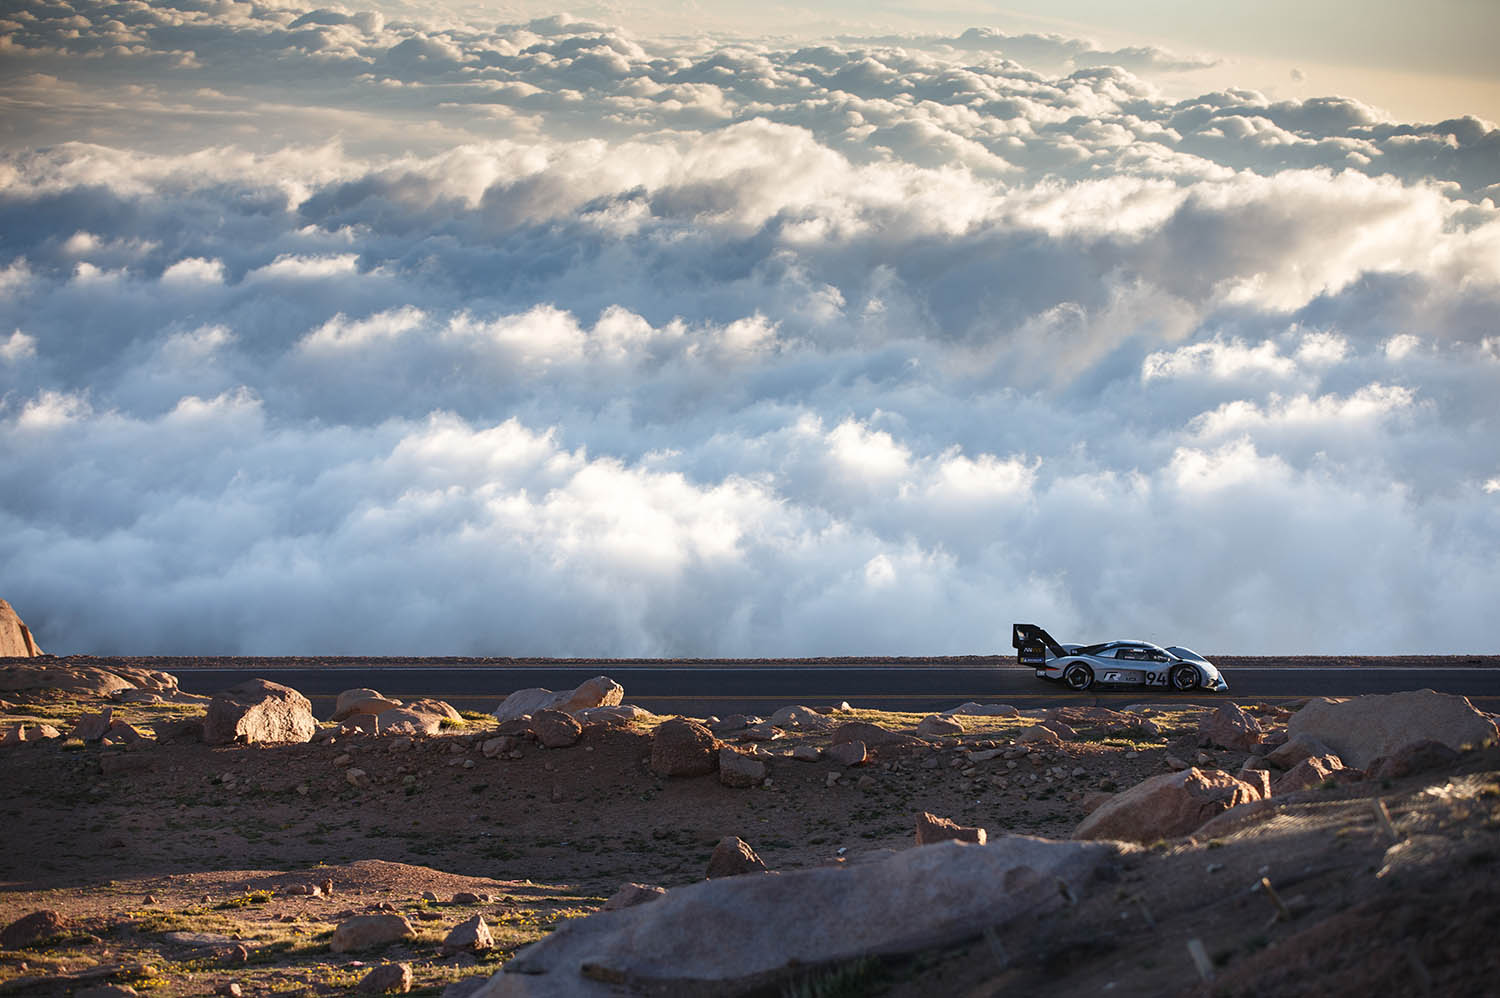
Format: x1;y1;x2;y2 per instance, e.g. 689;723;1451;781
2;1;1498;654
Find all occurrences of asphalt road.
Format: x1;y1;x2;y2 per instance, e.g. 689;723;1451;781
169;665;1500;718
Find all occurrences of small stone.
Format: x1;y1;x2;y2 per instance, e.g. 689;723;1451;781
915;811;987;846
916;714;964;737
826;740;867;767
601;883;667;911
333;753;353;767
718;747;768;788
217;984;243;998
440;915;494;955
358;962;413;994
705;836;767;879
330;914;415;953
346;767;370;788
825;772;840;788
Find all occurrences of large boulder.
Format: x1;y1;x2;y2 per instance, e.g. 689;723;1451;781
376;699;461;737
1270;754;1362;795
948;702;1019;717
826;740;867;767
718;747;768;788
1287;690;1499;769
768;705;835;732
68;708;116;743
576;704;651;727
332;689;403;722
474;835;1120;997
650;718;719;777
203;679;317;745
330;914;415;953
1074;768;1263;842
0;599;43;657
493;677;623;722
531;709;583;748
1197;703;1264;752
830;721;926;749
1368;740;1461;781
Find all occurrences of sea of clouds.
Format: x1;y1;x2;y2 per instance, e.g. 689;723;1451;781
1;1;1497;654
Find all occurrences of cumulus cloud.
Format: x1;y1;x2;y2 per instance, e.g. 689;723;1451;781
0;0;1497;654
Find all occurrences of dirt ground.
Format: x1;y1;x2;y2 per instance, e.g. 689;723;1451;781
1;673;1498;997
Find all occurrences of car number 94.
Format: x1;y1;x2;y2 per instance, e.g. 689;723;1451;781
1103;670;1168;686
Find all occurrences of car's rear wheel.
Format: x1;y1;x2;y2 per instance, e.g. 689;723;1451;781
1171;664;1199;691
1063;663;1095;691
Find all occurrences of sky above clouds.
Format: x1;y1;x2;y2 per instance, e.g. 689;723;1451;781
1;1;1497;655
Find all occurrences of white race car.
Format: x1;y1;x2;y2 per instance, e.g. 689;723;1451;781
1012;623;1228;693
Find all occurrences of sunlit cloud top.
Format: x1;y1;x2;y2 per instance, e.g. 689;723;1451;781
1;1;1497;654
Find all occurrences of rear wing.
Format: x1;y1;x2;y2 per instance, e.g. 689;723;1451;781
1012;623;1067;666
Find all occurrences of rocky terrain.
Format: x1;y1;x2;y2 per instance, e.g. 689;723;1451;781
2;644;1499;998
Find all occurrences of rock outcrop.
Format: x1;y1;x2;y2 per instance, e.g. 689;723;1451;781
1074;768;1263;842
203;679;317;745
0;600;43;657
0;660;190;699
1287;690;1499;769
493;677;623;722
475;836;1119;997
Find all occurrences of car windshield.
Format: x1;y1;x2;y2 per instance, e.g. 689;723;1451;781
1166;646;1206;662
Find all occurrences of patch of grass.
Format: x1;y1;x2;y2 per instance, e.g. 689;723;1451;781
214;890;273;910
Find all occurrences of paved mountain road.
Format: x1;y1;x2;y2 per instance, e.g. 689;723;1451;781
168;665;1500;718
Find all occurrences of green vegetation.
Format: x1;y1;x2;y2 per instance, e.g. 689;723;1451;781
214;890;273;909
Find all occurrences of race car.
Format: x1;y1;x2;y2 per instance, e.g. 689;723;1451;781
1012;623;1228;693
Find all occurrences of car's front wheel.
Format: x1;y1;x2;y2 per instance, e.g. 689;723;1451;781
1063;663;1095;691
1170;664;1199;691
